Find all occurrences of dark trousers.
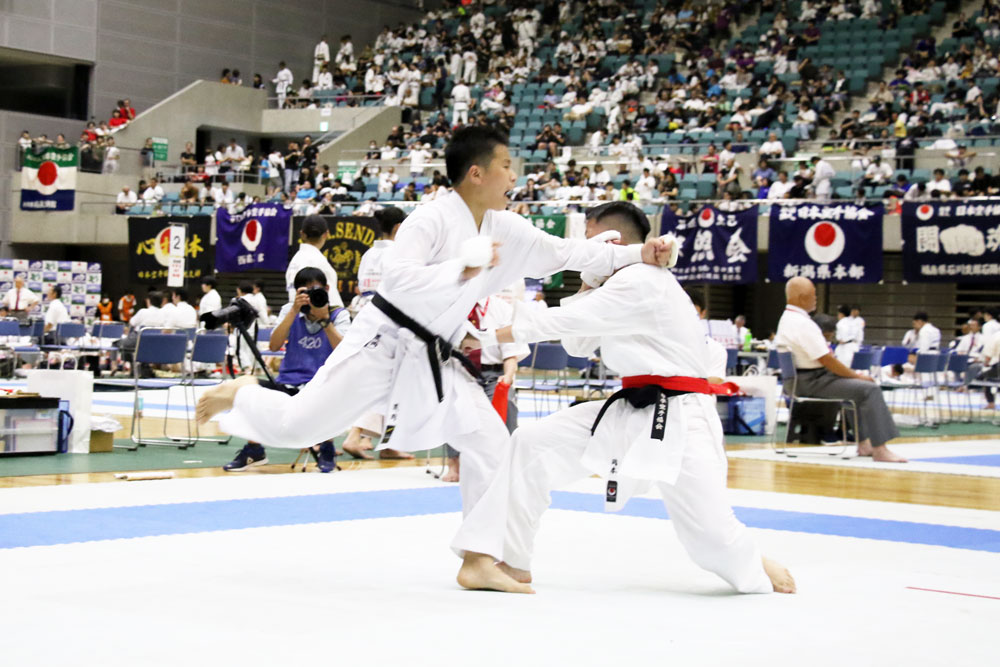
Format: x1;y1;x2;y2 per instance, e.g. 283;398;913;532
785;368;900;447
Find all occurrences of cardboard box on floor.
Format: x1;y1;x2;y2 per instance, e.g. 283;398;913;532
89;431;113;453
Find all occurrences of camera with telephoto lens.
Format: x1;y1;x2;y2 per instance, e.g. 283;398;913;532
200;297;257;330
299;286;329;315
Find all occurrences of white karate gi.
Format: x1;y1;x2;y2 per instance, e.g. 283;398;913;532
272;67;294;108
218;191;644;560
834;316;859;365
494;264;772;593
313;41;330;82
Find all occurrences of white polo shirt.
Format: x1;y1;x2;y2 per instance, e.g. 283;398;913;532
44;298;71;329
774;304;829;369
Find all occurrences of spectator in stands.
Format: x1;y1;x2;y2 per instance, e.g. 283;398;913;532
102;137;120;174
179;179;199;204
717;158;742;198
140;137;155;168
180;141;197;172
116;185;137;213
861;155;893;186
211;182;235;208
273;61;294;108
252;73;265;90
283;141;302;191
222;138;245;172
120;99;136;120
108;109;128;130
792;102;817;140
927;168;952;195
142;178;164;202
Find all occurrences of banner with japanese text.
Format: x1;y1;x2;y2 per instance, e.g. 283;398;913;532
768;203;882;283
216;204;291;272
659;205;757;284
128;216;212;284
901;201;1000;282
528;214;566;289
290;215;379;304
20;146;77;211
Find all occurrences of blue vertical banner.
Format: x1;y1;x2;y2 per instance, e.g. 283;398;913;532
215;204;292;272
659;205;758;284
768;203;883;283
901;201;1000;282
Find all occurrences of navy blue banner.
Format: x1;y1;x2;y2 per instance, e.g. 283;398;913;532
215;204;292;272
767;203;883;283
901;201;1000;282
659;205;758;284
19;189;74;211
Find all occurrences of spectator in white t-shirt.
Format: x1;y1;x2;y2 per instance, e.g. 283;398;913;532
759;132;786;160
116;186;138;213
927;168;952;195
142;178;164;202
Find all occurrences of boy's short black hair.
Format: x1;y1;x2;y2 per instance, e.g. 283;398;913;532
585;201;650;243
838;304;851;317
238;281;254;295
201;275;217;288
51;285;62;298
913;311;929;322
301;215;329;241
173;288;188;302
374;206;406;236
445;125;509;185
293;267;328;290
686;289;705;312
148;290;163;304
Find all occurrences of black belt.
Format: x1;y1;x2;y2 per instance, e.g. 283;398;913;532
481;363;505;373
372;293;481;402
591;385;696;441
796;367;825;374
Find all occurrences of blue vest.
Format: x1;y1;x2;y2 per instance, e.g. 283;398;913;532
276;308;341;386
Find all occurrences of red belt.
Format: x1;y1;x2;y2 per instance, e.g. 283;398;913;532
622;375;734;395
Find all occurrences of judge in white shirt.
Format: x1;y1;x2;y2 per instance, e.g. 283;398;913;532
199;276;223;318
42;285;71;337
165;288;199;329
774;277;906;461
3;276;40;318
285;215;344;308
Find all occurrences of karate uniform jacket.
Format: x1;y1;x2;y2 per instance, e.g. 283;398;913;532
344;191;643;451
510;263;721;509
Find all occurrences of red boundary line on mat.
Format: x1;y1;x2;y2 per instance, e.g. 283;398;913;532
906;587;1000;600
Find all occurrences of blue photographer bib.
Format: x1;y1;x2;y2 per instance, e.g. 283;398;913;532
276;308;343;386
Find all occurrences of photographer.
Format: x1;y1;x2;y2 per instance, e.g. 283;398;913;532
222;267;350;472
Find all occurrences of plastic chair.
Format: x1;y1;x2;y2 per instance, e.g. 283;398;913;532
182;331;232;445
125;330;194;450
521;342;569;417
849;349;874;376
776;350;857;458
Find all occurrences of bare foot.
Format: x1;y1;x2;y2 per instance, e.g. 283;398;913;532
195;375;258;424
762;557;796;594
342;443;374;460
857;439;874;456
871;445;908;463
441;457;460;482
497;561;532;584
380;448;415;460
457;553;534;594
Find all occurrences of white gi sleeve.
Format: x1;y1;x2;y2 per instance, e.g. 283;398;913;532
512;265;660;343
497;212;642;280
379;216;466;296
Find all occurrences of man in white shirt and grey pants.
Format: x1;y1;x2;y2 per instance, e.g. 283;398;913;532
774;277;906;462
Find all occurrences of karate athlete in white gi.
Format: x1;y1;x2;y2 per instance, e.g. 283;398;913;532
197;127;676;594
488;202;796;595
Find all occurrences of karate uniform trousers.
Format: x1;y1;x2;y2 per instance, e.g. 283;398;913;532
499;395;773;594
220;321;512;560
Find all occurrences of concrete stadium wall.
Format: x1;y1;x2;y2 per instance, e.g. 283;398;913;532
0;0;425;119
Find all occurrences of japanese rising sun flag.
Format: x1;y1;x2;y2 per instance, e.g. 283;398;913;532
20;146;77;211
